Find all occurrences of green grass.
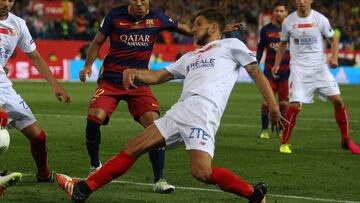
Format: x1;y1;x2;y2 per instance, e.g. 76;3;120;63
1;81;360;203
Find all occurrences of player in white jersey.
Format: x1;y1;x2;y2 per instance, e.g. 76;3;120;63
0;0;71;188
272;0;360;154
55;9;281;203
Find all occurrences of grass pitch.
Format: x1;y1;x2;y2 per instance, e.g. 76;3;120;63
1;81;360;203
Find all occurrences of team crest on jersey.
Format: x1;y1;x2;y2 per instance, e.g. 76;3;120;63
146;19;154;28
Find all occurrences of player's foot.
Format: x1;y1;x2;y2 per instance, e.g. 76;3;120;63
88;163;102;176
279;144;292;154
248;181;268;203
277;131;283;139
0;171;22;197
342;138;360;154
260;130;270;139
37;171;56;183
153;178;175;193
55;173;85;203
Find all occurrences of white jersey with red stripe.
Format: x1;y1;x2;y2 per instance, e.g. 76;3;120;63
165;38;257;115
0;12;36;87
281;9;334;69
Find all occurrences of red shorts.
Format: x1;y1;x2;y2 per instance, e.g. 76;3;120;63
89;81;160;123
268;79;289;101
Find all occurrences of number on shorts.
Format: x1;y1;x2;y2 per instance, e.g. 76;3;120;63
93;88;105;98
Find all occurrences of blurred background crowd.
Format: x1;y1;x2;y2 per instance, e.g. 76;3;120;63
12;0;360;51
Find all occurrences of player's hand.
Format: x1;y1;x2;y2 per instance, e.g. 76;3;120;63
53;86;71;104
271;65;280;79
224;22;243;33
123;69;138;91
79;66;92;82
329;57;338;69
269;107;281;134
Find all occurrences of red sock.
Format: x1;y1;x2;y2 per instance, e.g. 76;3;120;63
30;131;50;178
85;150;136;192
334;106;350;141
282;106;301;144
208;167;254;199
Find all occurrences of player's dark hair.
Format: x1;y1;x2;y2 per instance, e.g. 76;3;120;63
195;9;226;33
274;1;288;10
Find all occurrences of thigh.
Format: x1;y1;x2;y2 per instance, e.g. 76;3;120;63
278;80;289;102
0;87;36;131
154;115;183;150
289;71;316;103
89;82;120;118
126;86;160;122
317;69;340;99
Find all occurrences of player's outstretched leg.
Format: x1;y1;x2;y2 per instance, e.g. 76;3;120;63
260;104;270;139
0;171;22;197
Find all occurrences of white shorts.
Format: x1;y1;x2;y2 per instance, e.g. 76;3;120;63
154;95;221;158
289;65;340;103
0;86;36;130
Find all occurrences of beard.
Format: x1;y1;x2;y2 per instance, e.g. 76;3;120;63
195;31;211;46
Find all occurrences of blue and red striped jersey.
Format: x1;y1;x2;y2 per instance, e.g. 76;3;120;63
257;23;290;73
98;6;178;84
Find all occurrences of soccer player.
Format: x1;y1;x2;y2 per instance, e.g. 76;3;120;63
56;9;281;203
257;1;289;139
79;0;241;192
272;0;360;154
0;171;22;197
0;0;71;181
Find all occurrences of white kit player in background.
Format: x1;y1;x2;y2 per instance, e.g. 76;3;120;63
55;9;280;203
272;0;360;154
0;0;71;191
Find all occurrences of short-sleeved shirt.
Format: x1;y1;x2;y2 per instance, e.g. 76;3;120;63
0;13;36;87
165;38;257;115
98;6;178;85
281;10;334;68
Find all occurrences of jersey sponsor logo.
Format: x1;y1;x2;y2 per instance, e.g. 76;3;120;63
0;47;12;60
294;36;318;45
186;58;215;73
119;34;150;46
189;127;209;144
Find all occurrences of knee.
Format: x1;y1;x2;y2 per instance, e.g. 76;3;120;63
190;164;212;183
332;100;344;109
139;112;159;128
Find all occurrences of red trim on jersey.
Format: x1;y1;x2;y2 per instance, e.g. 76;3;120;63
113;19;161;29
293;23;318;28
108;49;152;60
104;63;147;73
266;32;281;38
0;27;10;35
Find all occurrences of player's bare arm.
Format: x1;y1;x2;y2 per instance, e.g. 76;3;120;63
328;35;339;69
79;32;107;82
272;41;288;78
123;68;174;90
245;62;281;125
27;50;71;104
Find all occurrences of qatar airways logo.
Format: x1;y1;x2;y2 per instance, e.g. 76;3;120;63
119;34;150;46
